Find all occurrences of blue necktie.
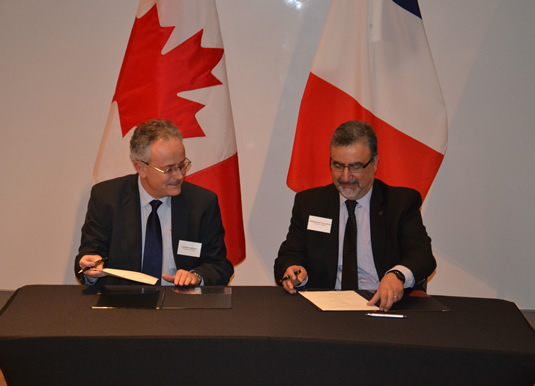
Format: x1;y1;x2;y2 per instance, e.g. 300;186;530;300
142;200;163;283
342;200;358;290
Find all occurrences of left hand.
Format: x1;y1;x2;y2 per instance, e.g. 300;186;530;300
162;269;201;287
367;272;404;311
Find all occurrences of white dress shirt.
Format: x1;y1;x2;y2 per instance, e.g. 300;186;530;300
138;178;177;286
336;187;415;290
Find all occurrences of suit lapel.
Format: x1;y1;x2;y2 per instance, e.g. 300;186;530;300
170;191;189;259
370;180;387;278
123;175;143;271
325;184;341;286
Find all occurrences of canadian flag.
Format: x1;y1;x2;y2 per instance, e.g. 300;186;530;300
93;0;245;265
288;0;448;200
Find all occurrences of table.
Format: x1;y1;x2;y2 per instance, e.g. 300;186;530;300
0;285;534;385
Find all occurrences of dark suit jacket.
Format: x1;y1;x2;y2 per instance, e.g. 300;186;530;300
75;174;233;285
274;179;436;289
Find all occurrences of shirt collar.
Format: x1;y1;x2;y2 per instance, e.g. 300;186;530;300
338;185;373;209
137;176;171;208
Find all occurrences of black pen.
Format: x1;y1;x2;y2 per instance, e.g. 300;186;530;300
77;258;107;275
279;269;301;284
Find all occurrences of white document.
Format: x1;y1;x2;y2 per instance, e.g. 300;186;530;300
300;290;379;311
102;268;158;285
307;215;332;233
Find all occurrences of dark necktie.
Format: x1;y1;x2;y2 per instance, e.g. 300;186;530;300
342;200;358;290
142;200;163;282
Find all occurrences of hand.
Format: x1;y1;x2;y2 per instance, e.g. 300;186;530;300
367;272;404;311
78;255;107;278
280;265;307;295
162;269;201;287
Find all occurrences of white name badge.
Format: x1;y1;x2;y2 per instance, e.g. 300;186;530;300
178;240;202;258
307;215;332;234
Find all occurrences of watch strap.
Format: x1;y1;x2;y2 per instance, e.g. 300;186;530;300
389;269;406;284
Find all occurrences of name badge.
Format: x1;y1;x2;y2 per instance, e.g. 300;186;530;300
307;215;332;234
178;240;202;258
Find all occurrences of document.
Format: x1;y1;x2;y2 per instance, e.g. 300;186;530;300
101;268;158;285
300;290;380;311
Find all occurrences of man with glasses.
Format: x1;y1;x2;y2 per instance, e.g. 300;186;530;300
75;119;233;286
274;120;435;311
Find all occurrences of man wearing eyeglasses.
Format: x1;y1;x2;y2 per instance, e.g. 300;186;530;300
274;120;436;311
75;119;234;286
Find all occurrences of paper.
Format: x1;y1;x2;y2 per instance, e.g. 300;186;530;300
300;290;379;311
102;268;158;285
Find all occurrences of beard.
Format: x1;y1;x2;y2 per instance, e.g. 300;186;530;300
334;178;362;200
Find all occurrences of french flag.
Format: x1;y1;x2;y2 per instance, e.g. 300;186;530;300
287;0;448;200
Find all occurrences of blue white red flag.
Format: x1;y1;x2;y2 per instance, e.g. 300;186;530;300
288;0;448;199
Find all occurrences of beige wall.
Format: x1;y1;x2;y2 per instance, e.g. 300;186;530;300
1;0;534;309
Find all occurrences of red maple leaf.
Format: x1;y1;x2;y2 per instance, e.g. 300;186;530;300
113;5;224;138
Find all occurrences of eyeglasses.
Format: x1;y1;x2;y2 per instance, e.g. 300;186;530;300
140;158;192;175
330;157;374;174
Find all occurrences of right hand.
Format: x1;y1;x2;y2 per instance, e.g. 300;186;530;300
162;270;202;287
78;255;107;278
280;265;307;294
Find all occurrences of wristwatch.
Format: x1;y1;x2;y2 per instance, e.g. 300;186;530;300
389;269;405;284
191;271;203;283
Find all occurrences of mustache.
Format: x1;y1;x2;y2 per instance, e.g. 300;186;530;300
337;178;359;186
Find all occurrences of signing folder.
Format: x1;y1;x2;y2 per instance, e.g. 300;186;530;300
161;286;232;309
90;286;232;310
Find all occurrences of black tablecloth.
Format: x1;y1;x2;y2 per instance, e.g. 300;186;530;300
0;285;534;385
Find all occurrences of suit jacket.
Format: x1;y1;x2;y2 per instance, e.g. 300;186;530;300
75;174;233;285
274;179;436;289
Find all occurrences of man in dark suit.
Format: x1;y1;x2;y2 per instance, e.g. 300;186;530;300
75;119;233;286
274;120;435;310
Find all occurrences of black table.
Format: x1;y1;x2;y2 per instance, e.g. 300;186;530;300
0;285;533;385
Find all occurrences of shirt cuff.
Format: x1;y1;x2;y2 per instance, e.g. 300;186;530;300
388;265;415;288
295;275;308;288
83;275;99;286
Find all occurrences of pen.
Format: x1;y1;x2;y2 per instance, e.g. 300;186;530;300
366;312;406;319
77;258;107;275
279;269;301;284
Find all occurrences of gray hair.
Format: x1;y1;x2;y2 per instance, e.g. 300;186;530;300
130;119;183;162
330;120;378;158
